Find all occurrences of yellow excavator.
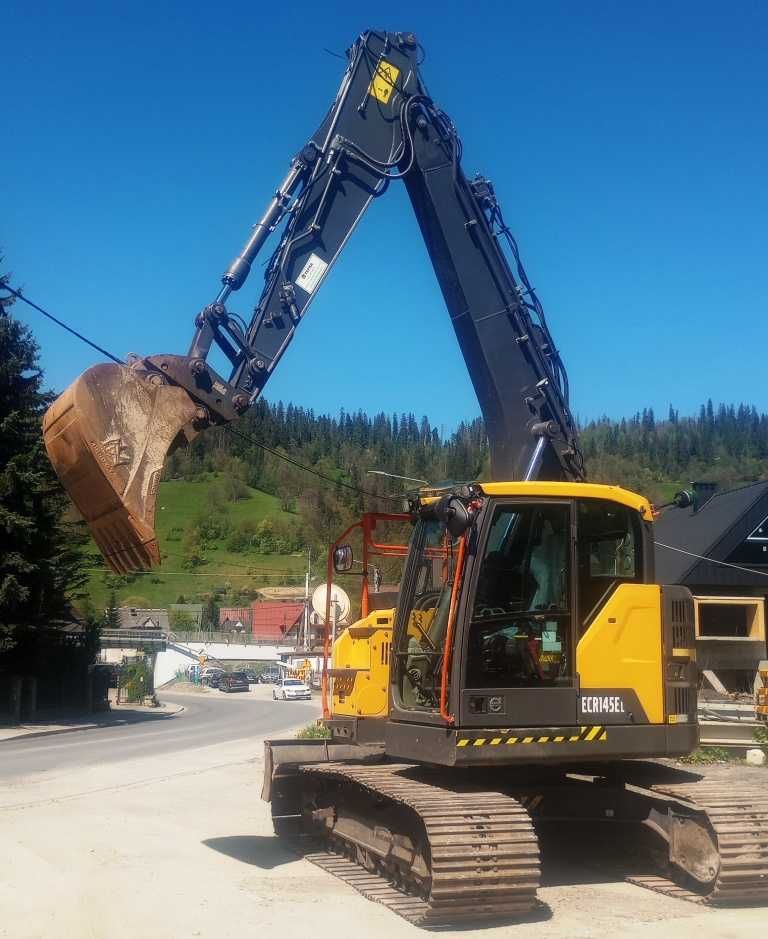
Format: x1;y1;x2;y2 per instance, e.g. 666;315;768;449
44;29;767;926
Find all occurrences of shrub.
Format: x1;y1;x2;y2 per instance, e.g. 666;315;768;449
753;724;768;751
227;519;259;552
120;659;152;703
680;746;735;764
297;722;331;739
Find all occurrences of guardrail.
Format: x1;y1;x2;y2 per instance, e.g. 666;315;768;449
698;719;762;751
100;628;168;650
102;628;166;641
167;631;308;646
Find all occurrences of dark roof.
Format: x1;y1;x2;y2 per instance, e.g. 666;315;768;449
118;608;170;630
654;481;768;587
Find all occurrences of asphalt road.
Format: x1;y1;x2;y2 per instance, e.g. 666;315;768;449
1;687;764;938
0;687;319;781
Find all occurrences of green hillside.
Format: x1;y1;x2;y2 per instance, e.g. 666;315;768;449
85;474;307;612
80;398;768;617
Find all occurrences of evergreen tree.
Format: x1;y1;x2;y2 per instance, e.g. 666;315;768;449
0;299;87;653
203;595;219;632
104;590;121;629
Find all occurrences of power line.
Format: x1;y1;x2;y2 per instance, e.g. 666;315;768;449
3;282;399;504
223;424;401;503
656;541;768;580
1;283;125;365
87;567;302;577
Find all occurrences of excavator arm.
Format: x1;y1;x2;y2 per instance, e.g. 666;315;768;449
43;29;584;573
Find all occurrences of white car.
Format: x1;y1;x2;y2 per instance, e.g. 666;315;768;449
273;678;312;701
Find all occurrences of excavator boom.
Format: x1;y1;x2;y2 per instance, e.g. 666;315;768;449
44;29;583;571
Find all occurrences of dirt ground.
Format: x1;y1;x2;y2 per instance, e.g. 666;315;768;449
1;717;764;939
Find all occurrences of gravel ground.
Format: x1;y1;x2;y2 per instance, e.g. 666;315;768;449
1;706;764;939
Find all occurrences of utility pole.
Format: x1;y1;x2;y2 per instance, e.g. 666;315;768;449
303;546;311;651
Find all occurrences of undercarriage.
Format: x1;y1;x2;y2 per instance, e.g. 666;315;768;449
263;740;768;926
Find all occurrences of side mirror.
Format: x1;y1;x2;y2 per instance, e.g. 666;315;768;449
436;495;472;538
333;544;354;573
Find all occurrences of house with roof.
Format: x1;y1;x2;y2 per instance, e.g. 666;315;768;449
252;601;306;641
219;601;307;642
218;607;252;633
655;480;768;694
118;608;170;631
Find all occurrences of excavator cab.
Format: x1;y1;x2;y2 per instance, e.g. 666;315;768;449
42;361;202;573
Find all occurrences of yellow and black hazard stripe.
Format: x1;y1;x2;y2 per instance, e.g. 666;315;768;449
456;725;608;748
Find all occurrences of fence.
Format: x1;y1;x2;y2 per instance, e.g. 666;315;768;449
167;630;302;647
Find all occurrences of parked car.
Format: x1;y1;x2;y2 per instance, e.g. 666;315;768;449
243;670;258;683
273;678;312;701
258;669;281;684
219;672;250;693
201;667;224;688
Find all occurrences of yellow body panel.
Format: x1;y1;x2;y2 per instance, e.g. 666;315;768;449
331;609;394;718
478;481;653;520
576;583;664;725
333;486;661;727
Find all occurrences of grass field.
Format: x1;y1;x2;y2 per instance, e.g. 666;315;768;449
81;474;690;614
83;475;306;611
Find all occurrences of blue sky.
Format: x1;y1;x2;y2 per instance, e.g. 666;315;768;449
5;1;767;431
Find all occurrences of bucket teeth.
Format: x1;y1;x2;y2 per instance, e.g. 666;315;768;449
42;362;200;573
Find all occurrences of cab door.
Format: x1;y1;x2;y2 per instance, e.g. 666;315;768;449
456;499;579;727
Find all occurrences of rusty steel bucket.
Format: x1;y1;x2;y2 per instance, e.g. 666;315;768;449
43;363;200;574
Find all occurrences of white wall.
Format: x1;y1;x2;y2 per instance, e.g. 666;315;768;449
154;640;300;687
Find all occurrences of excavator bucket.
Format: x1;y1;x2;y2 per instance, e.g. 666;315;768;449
43;363;201;574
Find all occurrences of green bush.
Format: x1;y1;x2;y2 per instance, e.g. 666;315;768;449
227;518;259;552
680;746;735;764
193;511;230;546
296;722;331;739
120;660;152;703
169;610;198;633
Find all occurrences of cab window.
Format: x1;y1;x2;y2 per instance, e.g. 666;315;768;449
465;502;572;689
577;500;641;630
394;519;459;710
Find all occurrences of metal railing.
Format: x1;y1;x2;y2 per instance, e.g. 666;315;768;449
167;630;310;647
101;628;166;642
100;628;168;650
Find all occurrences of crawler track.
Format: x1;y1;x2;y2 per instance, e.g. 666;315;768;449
648;780;768;904
269;756;768;923
297;762;541;926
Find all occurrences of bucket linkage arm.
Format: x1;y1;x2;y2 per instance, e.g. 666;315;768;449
44;29;584;575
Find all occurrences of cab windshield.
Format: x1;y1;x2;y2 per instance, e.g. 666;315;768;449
466;502;572;689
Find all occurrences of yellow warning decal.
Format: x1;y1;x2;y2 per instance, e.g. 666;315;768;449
369;59;400;104
457;726;607;747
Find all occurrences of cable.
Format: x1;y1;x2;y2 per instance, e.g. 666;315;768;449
656;541;768;580
223;423;401;503
0;283;125;365
3;282;400;504
87;567;301;576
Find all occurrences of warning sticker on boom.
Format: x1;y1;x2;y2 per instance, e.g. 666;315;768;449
368;60;400;105
295;253;328;295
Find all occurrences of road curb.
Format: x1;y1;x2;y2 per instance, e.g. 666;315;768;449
0;703;185;744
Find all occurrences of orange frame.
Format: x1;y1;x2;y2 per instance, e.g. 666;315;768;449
321;512;411;718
